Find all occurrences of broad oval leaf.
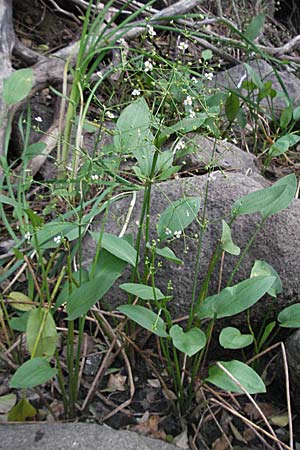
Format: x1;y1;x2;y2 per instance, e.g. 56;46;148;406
118;304;168;337
22;142;47;161
26;308;58;358
3;68;34;105
90;232;138;266
219;327;253;349
120;283;166;300
269;134;300;157
157;197;201;241
8;292;34;312
225;92;240;123
170;325;206;357
154;246;183;265
0;393;16;414
250;260;282;297
244;14;265;42
231;173;297;219
197;276;275;319
9;357;57;389
206;360;266;394
278;303;300;328
280;105;293;130
221;220;240;255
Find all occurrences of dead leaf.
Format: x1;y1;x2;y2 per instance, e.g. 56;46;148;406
212;434;231;450
228;420;247;444
132;414;166;440
173;429;189;449
270;412;289;427
147;378;161;388
106;373;127;392
244;402;279;420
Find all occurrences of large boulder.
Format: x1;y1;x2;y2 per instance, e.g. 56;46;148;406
83;170;300;327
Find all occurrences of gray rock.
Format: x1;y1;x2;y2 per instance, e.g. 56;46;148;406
210;59;300;118
0;423;178;450
175;134;259;174
83;171;300;328
285;329;300;408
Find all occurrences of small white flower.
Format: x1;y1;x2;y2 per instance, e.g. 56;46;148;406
117;38;126;46
146;24;156;38
191;76;198;83
189;109;196;119
34;116;43;123
144;60;153;73
24;232;31;242
132;89;141;97
174;140;186;152
165;227;172;236
105;111;115;119
184;95;193;107
204;72;214;81
208;172;217;181
96;70;103;79
54;235;62;244
178;41;189;52
91;174;99;181
173;230;182;239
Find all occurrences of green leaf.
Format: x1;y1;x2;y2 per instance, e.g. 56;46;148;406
9;312;30;332
258;321;276;349
26;308;58;358
157;196;201;241
118;305;168;337
114;97;152;153
0;393;16;414
0;194;21;209
9;357;57;389
163;114;207;138
153;245;183;265
120;283;166;300
244;63;264;90
197;276;275;319
8;292;34;311
225;93;240;122
90;232;138;266
269;134;300;157
231;173;297;219
207;360;266;394
250;260;282;297
53;270;89;312
22;142;47;162
280;105;293;129
219;327;253;349
3;68;34;105
244;14;265;41
34;221;79;249
278;303;300;328
293;105;300;122
24;208;44;229
221;220;240;255
170;325;206;357
67;250;127;320
201;49;213;61
7;398;37;422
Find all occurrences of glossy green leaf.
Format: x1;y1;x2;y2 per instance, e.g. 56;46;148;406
154;245;183;265
225;92;240;122
221;220;240;255
197;276;275;319
8;292;34;311
293;105;300;122
9;357;57;389
207;360;266;394
26;308;58;358
250;260;282;297
258;321;276;349
53;270;89;312
231;173;297;219
90;232;138;266
3;68;34;105
278;303;300;328
120;283;166;300
118;304;168;337
157;196;201;241
9;312;30;332
114;97;152;152
244;14;265;41
170;325;206;357
219;327;253;349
